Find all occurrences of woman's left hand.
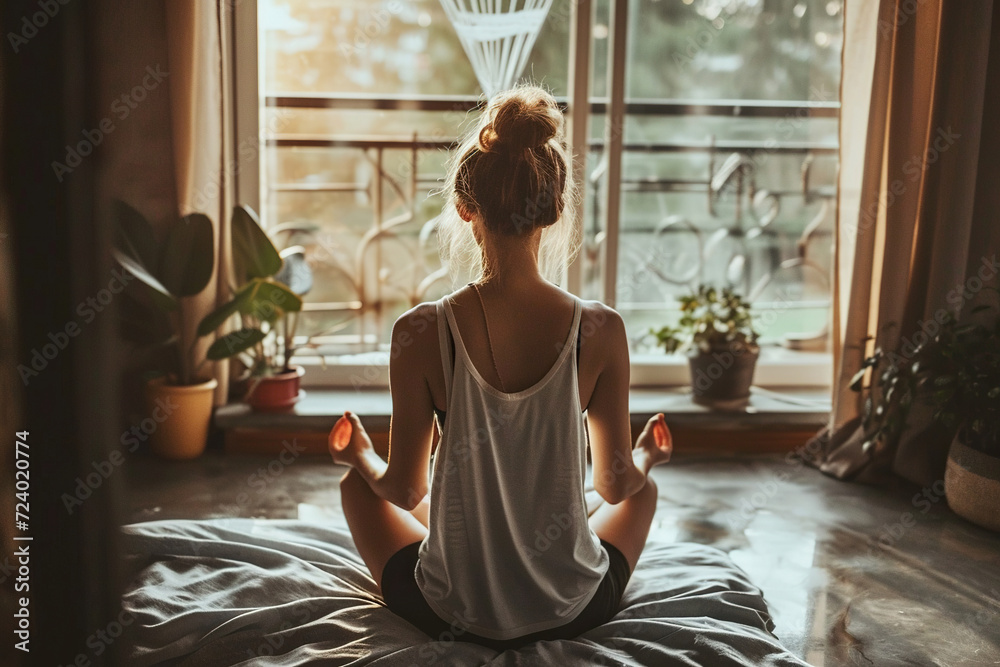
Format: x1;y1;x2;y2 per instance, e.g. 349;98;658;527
328;411;374;467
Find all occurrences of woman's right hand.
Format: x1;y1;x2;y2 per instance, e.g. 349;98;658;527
328;411;374;468
635;413;672;466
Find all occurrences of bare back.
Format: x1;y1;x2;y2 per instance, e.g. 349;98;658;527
423;282;610;415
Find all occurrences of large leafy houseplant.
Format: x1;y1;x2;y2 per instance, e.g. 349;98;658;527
112;200;219;458
113;200;215;386
852;305;1000;457
853;301;1000;532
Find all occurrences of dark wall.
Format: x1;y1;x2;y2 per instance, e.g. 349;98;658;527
1;0;123;664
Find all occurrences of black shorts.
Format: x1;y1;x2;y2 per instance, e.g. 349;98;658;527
380;538;631;653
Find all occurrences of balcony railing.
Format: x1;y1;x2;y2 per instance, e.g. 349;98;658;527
263;94;839;354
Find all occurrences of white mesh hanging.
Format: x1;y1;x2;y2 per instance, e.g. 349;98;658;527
438;0;554;98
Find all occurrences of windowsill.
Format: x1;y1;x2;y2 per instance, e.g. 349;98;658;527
214;385;831;434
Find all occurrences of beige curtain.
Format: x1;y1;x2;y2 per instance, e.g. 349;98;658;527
97;0;235;405
165;0;236;404
807;0;1000;484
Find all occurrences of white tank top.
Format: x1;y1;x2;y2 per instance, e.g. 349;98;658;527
414;292;610;641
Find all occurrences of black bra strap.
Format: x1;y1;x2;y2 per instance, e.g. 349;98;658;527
576;304;583;367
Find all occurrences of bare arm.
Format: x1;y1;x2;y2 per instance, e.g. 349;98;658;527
329;305;435;510
585;305;672;504
585;306;647;504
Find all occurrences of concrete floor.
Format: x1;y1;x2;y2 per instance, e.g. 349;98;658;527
125;452;1000;666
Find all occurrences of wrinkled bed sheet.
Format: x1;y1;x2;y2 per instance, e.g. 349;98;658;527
119;519;810;666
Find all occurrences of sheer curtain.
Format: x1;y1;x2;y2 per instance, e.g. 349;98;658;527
165;0;236;404
807;0;1000;485
97;0;236;404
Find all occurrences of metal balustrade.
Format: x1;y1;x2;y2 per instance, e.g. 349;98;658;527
264;95;838;353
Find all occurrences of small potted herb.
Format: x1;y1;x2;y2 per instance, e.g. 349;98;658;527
197;206;313;412
852;304;1000;531
650;285;760;407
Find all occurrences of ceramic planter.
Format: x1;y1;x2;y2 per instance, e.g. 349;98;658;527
945;436;1000;532
245;366;305;412
688;345;759;408
144;376;218;460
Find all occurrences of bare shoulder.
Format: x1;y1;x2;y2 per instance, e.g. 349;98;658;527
578;299;626;345
390;302;441;361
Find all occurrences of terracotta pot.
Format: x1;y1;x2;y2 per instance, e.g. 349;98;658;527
945;436;1000;532
688;345;759;408
144;376;218;460
245;366;304;412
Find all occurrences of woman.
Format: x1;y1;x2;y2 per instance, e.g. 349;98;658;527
329;85;673;652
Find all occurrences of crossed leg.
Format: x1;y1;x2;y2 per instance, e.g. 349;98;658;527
342;466;657;585
587;475;659;573
339;467;429;588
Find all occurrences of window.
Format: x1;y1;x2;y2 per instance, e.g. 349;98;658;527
239;0;841;387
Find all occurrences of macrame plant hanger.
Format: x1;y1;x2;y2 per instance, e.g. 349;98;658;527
438;0;555;98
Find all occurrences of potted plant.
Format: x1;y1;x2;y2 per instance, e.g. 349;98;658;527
197;206;313;412
650;285;760;407
852;305;1000;531
112;200;218;459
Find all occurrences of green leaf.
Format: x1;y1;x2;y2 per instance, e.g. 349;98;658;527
113;200;160;273
241;279;303;322
111;248;177;310
206;328;267;361
159;213;215;297
196;285;255;337
119;289;175;345
232;206;282;281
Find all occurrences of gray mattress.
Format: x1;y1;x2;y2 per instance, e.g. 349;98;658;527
120;518;810;666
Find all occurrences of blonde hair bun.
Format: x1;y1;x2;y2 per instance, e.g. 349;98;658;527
438;83;581;286
478;88;562;154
